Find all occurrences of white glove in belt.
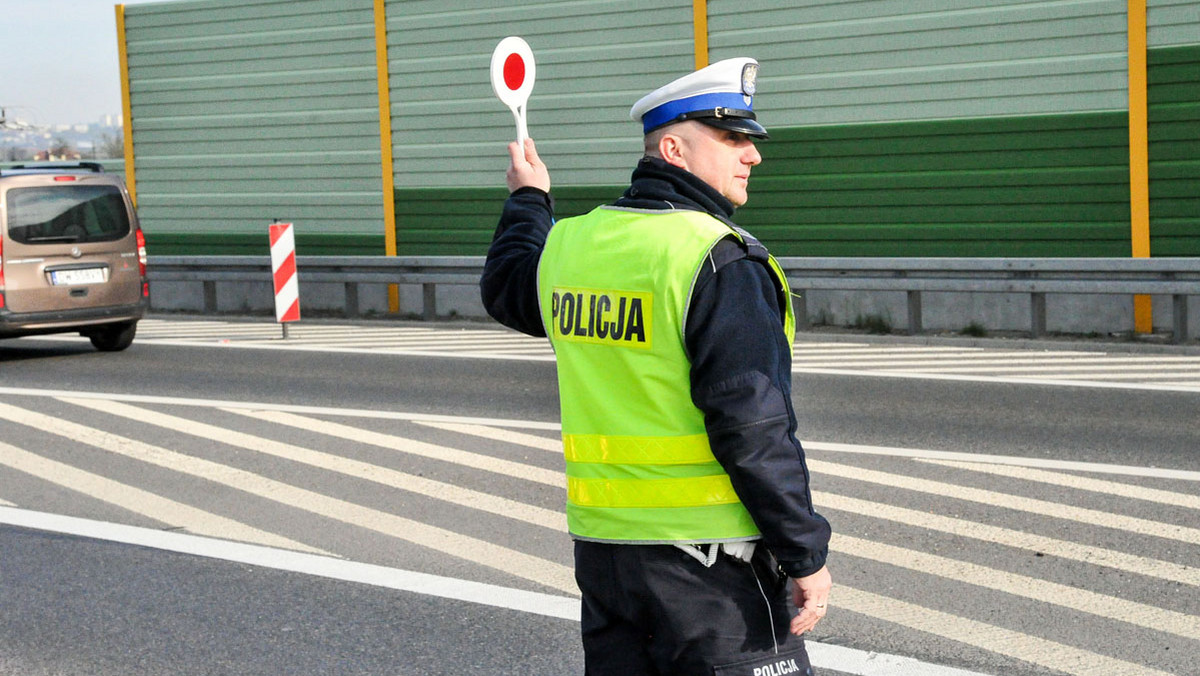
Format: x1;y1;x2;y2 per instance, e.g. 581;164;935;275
721;540;756;563
674;541;757;567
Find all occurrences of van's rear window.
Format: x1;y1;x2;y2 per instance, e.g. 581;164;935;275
6;185;131;245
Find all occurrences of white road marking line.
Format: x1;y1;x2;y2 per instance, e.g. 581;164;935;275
235;335;541;347
136;328;521;342
0;497;14;507
226;409;565;487
833;586;1178;676
8;380;1191;675
790;367;1200;393
793;341;881;348
138;322;440;335
6;385;1194;479
792;354;1199;365
240;327;441;335
805;440;1200;481
833;533;1200;641
792;352;1099;364
0;403;578;595
0;506;579;621
448;346;556;355
0;439;325;554
886;363;1200;374
0;386;562;430
0;506;997;676
1000;371;1200;380
817;491;1200;587
374;348;554;361
137;327;285;337
63;399;566;532
803;642;993;676
419;424;1200;482
917;460;1200;510
140;327;528;343
810;459;1200;545
416;421;563;453
415;425;1200;586
41;319;1200;388
129;338;560;361
792;349;988;360
276;419;1200;587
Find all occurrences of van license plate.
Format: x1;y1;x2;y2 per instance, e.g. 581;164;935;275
50;268;107;286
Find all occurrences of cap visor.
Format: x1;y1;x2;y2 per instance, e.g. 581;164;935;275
700;117;769;139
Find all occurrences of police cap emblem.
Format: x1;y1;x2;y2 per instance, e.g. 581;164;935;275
741;63;758;97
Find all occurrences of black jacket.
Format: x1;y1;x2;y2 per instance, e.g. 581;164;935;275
480;157;830;578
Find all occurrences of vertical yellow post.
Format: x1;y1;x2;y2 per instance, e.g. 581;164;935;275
374;0;400;313
115;4;137;206
692;0;708;70
1128;0;1152;333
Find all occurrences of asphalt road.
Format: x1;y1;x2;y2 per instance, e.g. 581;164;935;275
4;526;580;676
1;322;1197;676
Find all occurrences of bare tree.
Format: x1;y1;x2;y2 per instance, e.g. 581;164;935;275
98;131;125;159
49;136;76;159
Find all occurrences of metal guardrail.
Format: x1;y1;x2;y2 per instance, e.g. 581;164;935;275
148;255;482;321
782;257;1200;343
147;256;1200;342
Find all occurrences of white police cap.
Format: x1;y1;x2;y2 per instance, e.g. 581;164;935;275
629;57;767;139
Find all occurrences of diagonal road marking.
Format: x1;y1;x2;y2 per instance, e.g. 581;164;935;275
62;398;566;532
789;367;1200;393
833;533;1200;641
5;386;1195;676
415;421;563;453
0;506;579;621
817;491;1200;588
224;408;564;487
0;506;1003;676
917;460;1200;510
810;459;1200;546
0;439;326;554
456;423;1200;587
833;586;1178;676
0;402;578;595
805;440;1200;481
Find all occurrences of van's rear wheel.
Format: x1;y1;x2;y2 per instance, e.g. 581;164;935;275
87;321;137;352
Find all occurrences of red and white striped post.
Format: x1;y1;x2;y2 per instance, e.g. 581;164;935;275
269;221;300;337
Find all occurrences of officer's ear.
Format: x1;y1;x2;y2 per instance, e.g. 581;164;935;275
657;131;688;170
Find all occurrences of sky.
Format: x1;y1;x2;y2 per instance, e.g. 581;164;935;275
2;0;185;127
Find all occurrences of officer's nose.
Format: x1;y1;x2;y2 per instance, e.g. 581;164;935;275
744;143;762;167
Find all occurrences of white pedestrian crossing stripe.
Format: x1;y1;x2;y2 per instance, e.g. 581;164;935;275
101;318;1200;392
129;319;557;360
1;388;1197;676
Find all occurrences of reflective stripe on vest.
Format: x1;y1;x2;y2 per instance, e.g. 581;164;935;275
538;206;795;543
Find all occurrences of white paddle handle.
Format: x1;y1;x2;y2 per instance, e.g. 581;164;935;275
513;105;528;146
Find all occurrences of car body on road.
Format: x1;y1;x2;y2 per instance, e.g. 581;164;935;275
0;162;147;351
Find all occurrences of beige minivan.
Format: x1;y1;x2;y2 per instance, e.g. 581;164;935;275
0;162;147;351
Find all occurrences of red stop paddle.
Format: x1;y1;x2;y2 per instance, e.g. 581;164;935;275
490;36;536;145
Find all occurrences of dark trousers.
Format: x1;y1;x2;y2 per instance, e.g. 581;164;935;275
575;540;813;676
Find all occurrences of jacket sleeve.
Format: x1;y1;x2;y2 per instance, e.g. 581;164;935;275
685;239;831;578
480;187;554;337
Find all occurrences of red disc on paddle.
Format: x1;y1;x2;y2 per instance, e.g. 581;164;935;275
503;53;525;91
491;36;536;142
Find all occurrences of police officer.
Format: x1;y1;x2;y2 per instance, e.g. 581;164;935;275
481;57;832;675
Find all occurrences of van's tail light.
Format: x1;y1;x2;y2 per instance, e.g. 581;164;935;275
136;227;149;298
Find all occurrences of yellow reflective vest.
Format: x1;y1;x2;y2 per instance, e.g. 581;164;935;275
538;206;795;542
